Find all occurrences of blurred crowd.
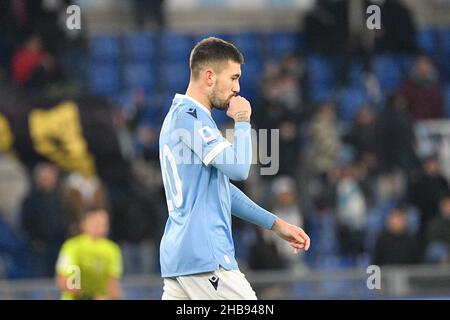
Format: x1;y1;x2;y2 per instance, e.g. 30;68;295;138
0;0;450;281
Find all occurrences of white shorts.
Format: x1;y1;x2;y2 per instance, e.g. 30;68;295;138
161;268;258;300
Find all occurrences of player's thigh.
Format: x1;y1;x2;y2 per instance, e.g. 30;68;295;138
162;277;190;300
215;268;257;300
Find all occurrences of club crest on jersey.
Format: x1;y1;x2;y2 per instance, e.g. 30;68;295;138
198;126;217;145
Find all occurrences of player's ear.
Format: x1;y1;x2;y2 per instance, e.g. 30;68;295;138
204;68;215;87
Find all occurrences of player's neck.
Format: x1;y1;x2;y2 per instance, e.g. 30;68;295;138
185;85;212;112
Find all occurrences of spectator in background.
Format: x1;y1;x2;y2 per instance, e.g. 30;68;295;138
269;176;304;270
343;107;379;206
373;207;421;266
336;161;368;263
255;54;306;178
11;35;49;86
248;227;285;271
375;92;420;178
20;162;68;278
344;106;377;167
11;35;62;93
425;195;450;264
56;208;122;300
409;155;450;252
308;102;341;179
303;0;348;55
63;172;109;236
373;0;417;53
0;212;28;279
133;0;165;31
398;56;443;120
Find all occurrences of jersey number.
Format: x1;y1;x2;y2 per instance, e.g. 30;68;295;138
161;144;183;212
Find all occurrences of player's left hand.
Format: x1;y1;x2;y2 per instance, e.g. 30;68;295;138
271;217;310;254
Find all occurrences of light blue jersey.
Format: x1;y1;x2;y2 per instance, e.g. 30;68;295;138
159;94;276;278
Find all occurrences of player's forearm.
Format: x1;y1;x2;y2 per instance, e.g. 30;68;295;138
230;183;276;229
211;122;252;180
107;278;121;300
57;275;82;298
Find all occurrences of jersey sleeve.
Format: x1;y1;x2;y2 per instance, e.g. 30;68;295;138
56;241;77;277
108;244;123;279
174;107;231;166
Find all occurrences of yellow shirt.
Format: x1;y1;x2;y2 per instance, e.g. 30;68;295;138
56;234;122;300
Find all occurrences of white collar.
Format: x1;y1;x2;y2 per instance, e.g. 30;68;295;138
175;93;211;116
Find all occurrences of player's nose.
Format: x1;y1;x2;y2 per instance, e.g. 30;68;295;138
232;81;240;94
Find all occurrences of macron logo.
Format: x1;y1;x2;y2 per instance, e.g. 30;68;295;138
208;276;219;291
186;108;197;119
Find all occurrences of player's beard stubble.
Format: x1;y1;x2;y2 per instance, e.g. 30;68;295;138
209;84;235;111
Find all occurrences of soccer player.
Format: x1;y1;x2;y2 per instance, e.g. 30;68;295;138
159;37;310;300
55;208;122;300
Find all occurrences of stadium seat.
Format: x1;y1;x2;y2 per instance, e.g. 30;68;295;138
90;35;120;62
371;55;404;94
348;60;365;88
161;62;190;94
338;86;368;122
306;55;336;103
123;32;158;62
211;108;230;127
124;63;156;93
306;55;335;84
160;32;194;63
439;28;450;54
193;32;230;44
267;32;303;60
416;29;439;56
309;82;334;104
239;61;264;101
406;207;420;234
444;84;450;118
228;32;265;64
88;64;121;96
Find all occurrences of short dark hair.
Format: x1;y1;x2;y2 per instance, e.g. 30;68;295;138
189;37;244;79
81;207;108;221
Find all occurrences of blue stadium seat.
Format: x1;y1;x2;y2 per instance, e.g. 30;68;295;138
348;60;365;88
439;28;450;54
88;64;121;96
123;32;158;62
309;82;334;104
160;32;194;63
306;55;336;103
371;55;404;94
406;207;420;234
239;61;263;101
267;32;303;60
211;108;230;127
228;33;265;64
444;84;450;118
90;35;120;62
162;62;190;93
306;55;335;84
338;87;368;122
193;32;230;44
124;63;156;93
416;29;438;56
399;54;416;74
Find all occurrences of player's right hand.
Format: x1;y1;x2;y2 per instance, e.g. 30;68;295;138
227;96;252;122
